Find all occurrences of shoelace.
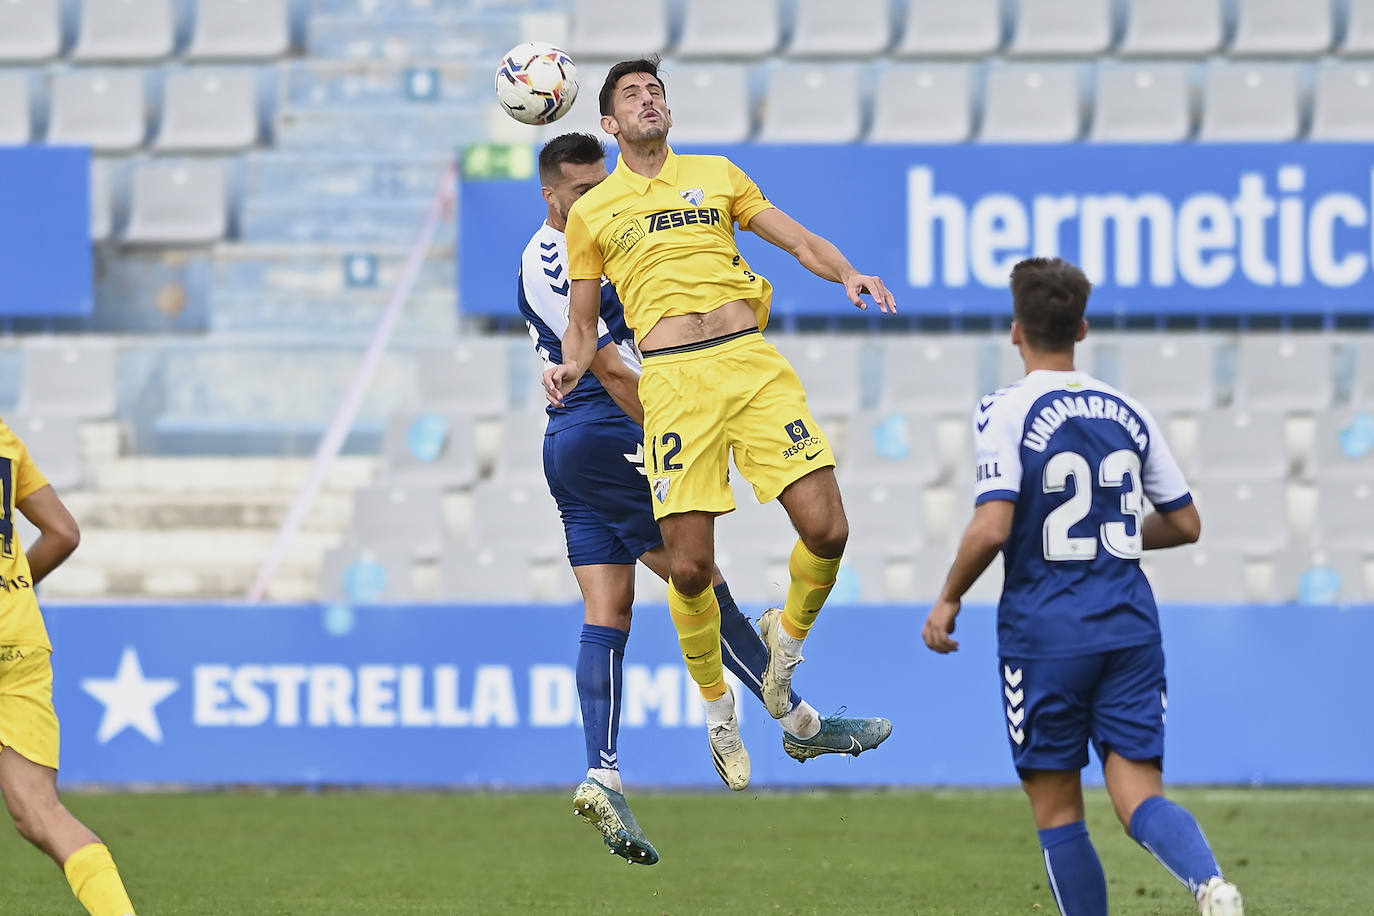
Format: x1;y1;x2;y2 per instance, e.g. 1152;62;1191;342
708;721;743;753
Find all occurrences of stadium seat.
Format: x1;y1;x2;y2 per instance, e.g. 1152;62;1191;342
655;63;751;144
493;409;550;483
1309;65;1374;141
351;484;444;559
758;64;863;143
771;335;867;418
1234;336;1335;410
1191;409;1289;481
1315;479;1374;550
1143;548;1250;603
786;0;891;57
1344;0;1374;54
469;481;565;558
318;544;416;603
868;64;972;143
675;0;781;58
381;412;479;490
47;70;146;152
1089;65;1191;143
879;335;983;415
1114;335;1217;413
979;66;1081;143
415;341;510;417
0;0;61;62
1355;338;1374;406
186;0;290;60
123;160;227;245
438;545;538;602
90;158;113;241
895;0;1001;57
1008;0;1112;57
1230;0;1333;56
566;0;667;58
154;70;259;151
1198;65;1300;141
72;0;175;61
1189;481;1288;553
0;74;30;144
1118;0;1222;57
842;411;941;486
1272;548;1368;603
1310;409;1374;480
4;415;83;490
19;340;118;418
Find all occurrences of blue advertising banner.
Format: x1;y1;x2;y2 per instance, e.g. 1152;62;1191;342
0;147;93;317
46;602;1369;788
460;144;1374;319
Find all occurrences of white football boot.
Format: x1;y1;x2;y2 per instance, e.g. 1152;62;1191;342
705;684;751;791
1197;876;1244;916
758;607;804;719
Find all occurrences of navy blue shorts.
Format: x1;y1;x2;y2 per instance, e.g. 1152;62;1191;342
544;415;664;567
1000;643;1167;778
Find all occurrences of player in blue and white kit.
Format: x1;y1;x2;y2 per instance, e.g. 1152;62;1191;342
922;258;1244;916
520;133;890;865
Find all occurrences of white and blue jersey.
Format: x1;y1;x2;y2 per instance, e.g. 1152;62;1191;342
518;222;641;434
973;370;1193;660
518;222;661;567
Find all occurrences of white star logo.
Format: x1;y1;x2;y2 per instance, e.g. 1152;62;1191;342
80;647;179;744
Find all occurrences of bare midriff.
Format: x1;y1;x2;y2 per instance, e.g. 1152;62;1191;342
638;299;757;352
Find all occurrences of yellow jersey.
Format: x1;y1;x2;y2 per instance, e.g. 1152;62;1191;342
565;147;775;340
0;420;50;649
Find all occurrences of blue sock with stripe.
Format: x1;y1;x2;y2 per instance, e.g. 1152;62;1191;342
577;624;628;775
715;582;801;711
1130;795;1223;896
1038;821;1108;916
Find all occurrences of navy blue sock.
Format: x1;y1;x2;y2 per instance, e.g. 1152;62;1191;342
715;582;802;711
1130;795;1223;896
1037;821;1108;916
576;624;628;773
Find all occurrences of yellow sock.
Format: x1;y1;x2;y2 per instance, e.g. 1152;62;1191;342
782;539;842;640
668;578;726;699
64;843;135;916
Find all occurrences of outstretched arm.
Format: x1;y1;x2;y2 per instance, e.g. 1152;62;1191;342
747;207;898;313
922;500;1014;654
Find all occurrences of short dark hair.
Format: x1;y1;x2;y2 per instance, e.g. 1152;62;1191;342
599;57;665;116
1009;257;1091;353
538;132;606;185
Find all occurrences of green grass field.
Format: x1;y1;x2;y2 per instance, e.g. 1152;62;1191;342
1;788;1368;915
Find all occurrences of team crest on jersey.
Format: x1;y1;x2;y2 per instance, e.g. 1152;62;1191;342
653;476;671;503
679;188;705;206
613;218;645;252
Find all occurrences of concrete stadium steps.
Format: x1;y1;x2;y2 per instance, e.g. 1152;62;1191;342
241;152;451;201
208;292;457;340
60;490;353;532
83;455;378;493
211;244;455;300
239;198;456;246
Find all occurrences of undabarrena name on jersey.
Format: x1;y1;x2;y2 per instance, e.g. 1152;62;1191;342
1021;394;1149;453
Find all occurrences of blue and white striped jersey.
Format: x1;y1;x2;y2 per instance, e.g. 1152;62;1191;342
518;221;640;433
972;370;1193;659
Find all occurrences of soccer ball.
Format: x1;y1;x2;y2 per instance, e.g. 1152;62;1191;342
495;42;580;126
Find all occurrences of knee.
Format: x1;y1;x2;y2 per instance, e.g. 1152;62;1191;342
804;516;849;560
669;557;714;597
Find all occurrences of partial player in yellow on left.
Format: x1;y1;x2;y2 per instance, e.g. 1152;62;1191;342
0;417;138;916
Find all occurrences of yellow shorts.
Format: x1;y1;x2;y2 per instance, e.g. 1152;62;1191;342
0;646;59;770
639;329;837;520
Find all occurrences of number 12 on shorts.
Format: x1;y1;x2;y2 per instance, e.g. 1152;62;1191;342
650;432;684;473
